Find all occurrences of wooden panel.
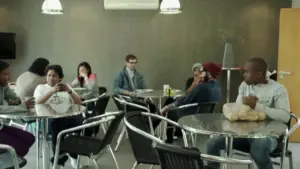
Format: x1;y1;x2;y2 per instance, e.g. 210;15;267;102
278;8;300;142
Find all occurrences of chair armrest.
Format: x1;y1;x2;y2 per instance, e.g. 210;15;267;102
83;111;120;124
287;113;300;136
0;144;20;169
82;93;106;104
200;153;253;165
141;112;182;128
114;96;150;112
177;103;198;110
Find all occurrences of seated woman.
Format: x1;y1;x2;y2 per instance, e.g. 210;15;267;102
156;62;222;143
34;65;82;168
0;61;35;157
71;62;98;100
186;63;203;94
15;58;49;99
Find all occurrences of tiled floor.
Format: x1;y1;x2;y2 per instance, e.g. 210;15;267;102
23;128;300;169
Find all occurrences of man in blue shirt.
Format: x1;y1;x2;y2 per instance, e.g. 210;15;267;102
160;62;222;143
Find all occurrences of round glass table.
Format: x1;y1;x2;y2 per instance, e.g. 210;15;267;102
178;113;288;169
0;104;86;169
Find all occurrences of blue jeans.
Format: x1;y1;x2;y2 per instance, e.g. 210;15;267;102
206;136;277;169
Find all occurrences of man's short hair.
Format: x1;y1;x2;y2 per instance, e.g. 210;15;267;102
125;54;137;62
247;57;268;75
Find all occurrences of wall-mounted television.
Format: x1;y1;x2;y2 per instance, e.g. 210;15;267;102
0;32;16;59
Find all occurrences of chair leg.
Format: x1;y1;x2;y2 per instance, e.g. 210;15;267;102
76;155;81;169
101;123;107;133
248;163;254;169
280;153;285;169
92;158;99;169
114;126;126;151
132;161;138;169
288;154;293;169
107;145;120;169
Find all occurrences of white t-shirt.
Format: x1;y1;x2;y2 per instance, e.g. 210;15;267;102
34;84;73;105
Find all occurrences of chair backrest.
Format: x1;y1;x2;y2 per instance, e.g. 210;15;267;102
125;111;159;164
98;111;125;150
196;102;217;114
155;143;205;169
92;95;110;116
98;86;107;95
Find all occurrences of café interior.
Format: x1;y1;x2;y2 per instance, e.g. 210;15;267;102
1;0;300;169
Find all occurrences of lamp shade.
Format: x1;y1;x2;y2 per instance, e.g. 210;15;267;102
160;0;181;14
42;0;63;15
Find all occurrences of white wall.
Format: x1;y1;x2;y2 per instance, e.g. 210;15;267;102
292;0;300;7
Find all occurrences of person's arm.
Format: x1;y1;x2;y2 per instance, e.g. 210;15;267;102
186;78;196;94
254;86;291;123
34;85;56;104
141;75;147;89
236;82;246;104
113;72;131;95
69;90;82;105
174;84;208;107
4;86;21;105
71;78;79;87
84;74;97;90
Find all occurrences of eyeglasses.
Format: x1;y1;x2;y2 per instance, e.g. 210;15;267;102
128;62;138;64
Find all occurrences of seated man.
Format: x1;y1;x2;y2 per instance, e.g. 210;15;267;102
159;62;222;143
206;57;290;169
113;54;147;96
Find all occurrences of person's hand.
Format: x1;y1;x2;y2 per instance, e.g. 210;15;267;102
51;84;61;94
129;92;137;97
63;84;72;93
7;99;21;105
24;97;35;109
79;72;88;79
160;105;170;115
242;96;258;109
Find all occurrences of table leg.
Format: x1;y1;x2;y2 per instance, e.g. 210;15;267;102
41;119;50;169
226;70;231;103
223;137;233;169
36;119;40;169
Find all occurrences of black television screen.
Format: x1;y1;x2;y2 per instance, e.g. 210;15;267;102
0;33;16;59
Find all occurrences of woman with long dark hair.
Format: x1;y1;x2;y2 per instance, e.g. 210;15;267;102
71;62;98;99
15;57;49;99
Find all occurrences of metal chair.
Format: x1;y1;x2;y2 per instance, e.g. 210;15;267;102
165;102;217;142
124;111;255;169
112;95;150;151
233;113;300;169
52;111;125;169
98;86;107;95
0;144;27;169
82;94;110;136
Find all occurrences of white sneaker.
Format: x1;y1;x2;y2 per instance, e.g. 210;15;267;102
69;156;83;169
70;157;78;169
54;165;63;169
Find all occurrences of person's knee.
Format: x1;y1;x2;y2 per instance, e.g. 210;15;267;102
250;138;277;160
